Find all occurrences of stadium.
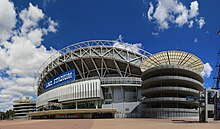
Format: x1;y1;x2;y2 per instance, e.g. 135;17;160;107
30;40;204;119
32;40;151;119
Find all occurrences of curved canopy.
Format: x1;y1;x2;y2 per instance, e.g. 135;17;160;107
140;50;204;73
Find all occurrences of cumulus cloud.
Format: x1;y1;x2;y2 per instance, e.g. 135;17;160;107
0;0;58;111
113;35;142;53
146;0;205;30
47;18;58;33
19;3;44;34
0;0;16;42
201;63;213;78
189;1;199;18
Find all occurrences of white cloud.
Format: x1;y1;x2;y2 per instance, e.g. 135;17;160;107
189;20;194;28
152;0;169;29
117;34;123;42
27;29;43;46
0;101;13;112
0;0;58;111
113;42;142;54
3;37;57;76
198;17;205;29
201;62;213;78
146;0;204;30
114;35;142;53
0;49;8;69
0;77;15;88
15;77;35;86
152;32;159;36
194;38;198;43
47;17;58;33
147;2;154;21
0;0;16;42
19;3;44;34
189;1;199;18
175;9;188;27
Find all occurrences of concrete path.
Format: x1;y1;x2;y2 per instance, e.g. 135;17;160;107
0;119;220;129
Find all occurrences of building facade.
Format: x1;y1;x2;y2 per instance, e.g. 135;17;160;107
13;97;36;119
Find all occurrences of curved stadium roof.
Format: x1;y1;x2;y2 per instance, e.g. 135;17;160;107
140;50;204;73
39;40;151;74
36;40;152;94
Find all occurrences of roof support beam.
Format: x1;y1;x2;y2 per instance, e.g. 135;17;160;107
72;60;84;79
81;59;90;78
113;60;123;77
91;58;100;77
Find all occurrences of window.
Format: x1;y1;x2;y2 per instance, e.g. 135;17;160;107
125;108;129;111
208;111;214;118
104;101;112;104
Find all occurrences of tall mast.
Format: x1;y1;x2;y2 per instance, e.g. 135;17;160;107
215;50;220;90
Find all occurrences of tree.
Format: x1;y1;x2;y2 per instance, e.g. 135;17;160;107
0;109;15;120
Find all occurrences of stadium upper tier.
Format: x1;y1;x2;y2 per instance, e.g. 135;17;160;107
37;40;151;95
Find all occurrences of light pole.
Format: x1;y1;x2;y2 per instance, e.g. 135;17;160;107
215;30;220;119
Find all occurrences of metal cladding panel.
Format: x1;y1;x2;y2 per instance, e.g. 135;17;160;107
36;79;101;107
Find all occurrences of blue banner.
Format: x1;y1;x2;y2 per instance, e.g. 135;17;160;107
44;69;75;90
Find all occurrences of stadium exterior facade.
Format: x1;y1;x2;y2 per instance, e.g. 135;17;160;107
35;40;150;118
33;40;204;119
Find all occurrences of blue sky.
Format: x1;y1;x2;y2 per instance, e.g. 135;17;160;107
0;0;219;110
17;0;219;86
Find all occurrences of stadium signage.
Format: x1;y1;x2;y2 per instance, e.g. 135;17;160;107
44;69;75;90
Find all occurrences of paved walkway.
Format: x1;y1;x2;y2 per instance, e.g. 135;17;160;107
0;119;220;129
